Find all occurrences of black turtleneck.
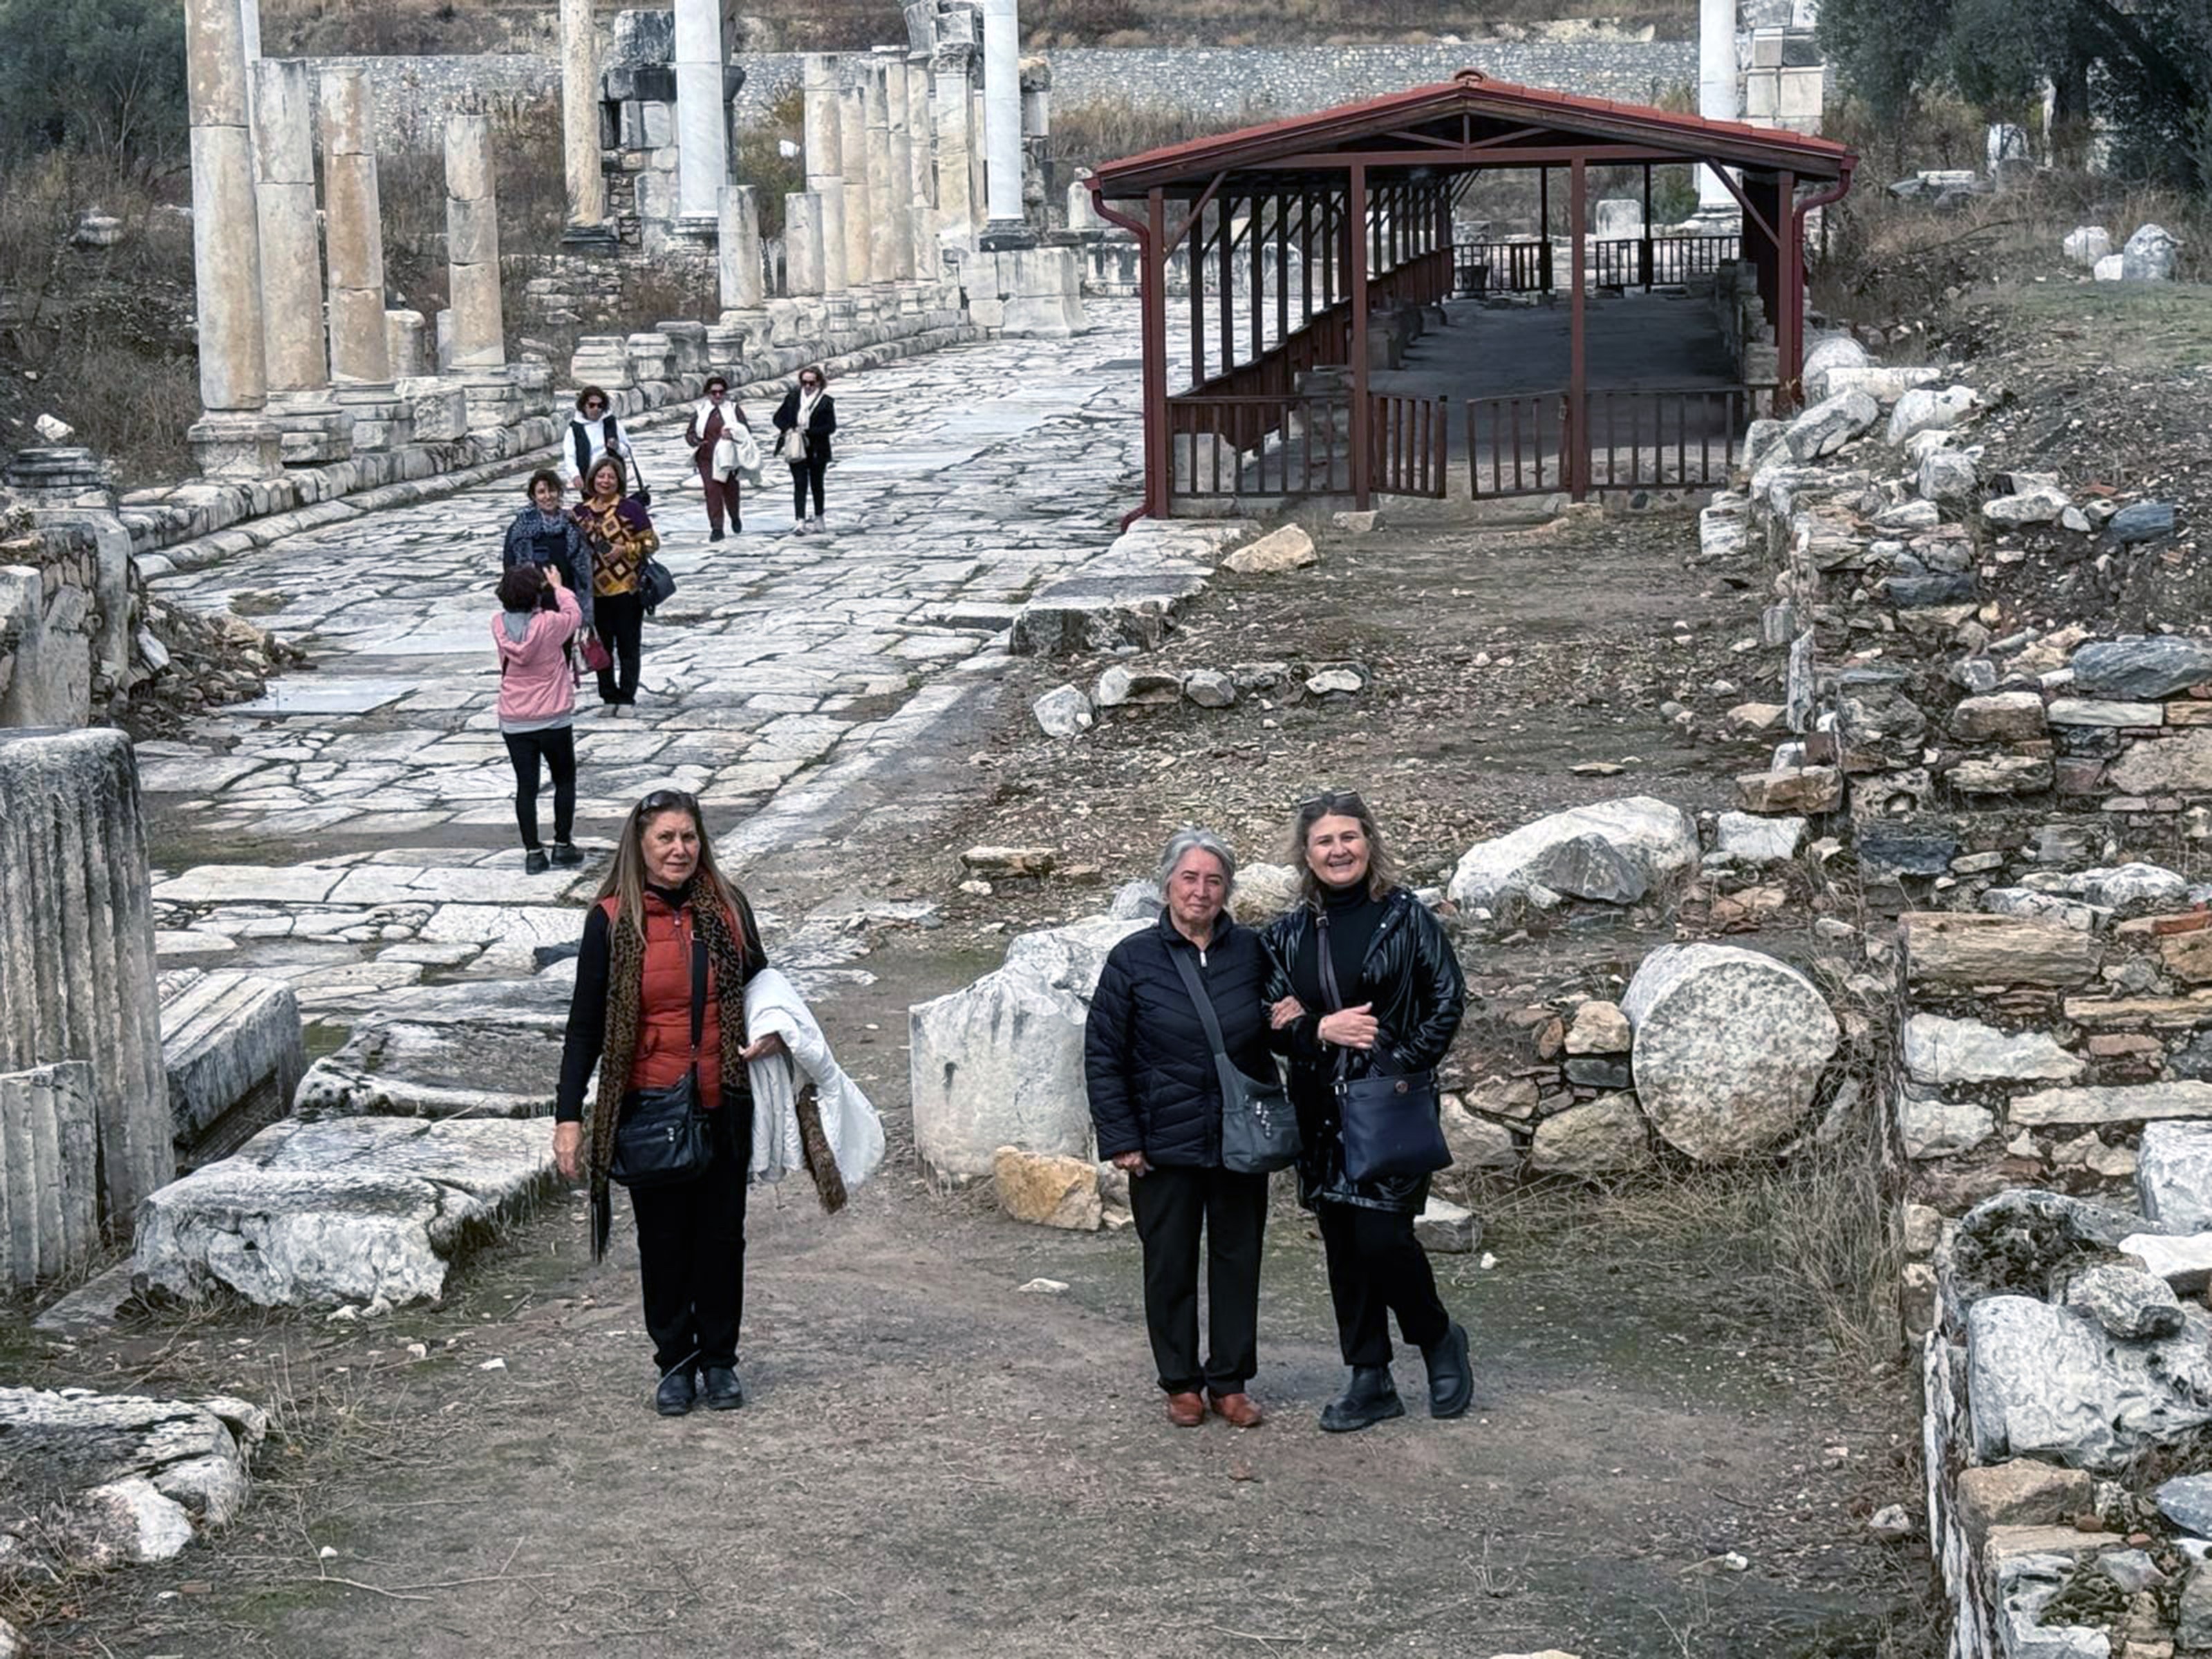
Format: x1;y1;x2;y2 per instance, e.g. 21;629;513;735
1291;881;1386;1011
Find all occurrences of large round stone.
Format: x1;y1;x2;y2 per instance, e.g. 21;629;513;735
1620;943;1840;1161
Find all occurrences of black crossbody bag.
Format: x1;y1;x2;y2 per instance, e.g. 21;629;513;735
1167;946;1300;1175
1317;908;1451;1183
609;924;713;1188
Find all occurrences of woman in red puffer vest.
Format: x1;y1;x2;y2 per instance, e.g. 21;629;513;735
554;789;776;1417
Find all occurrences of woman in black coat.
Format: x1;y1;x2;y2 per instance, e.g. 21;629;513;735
1085;827;1279;1430
772;364;837;536
1264;789;1471;1433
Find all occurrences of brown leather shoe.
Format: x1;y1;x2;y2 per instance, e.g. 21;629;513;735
1208;1390;1264;1428
1165;1390;1205;1427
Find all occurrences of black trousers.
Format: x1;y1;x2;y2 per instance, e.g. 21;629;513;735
1315;1201;1450;1368
628;1103;751;1375
1128;1163;1268;1394
501;726;576;849
789;456;827;519
594;590;644;704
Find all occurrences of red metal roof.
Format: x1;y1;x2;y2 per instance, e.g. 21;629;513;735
1090;68;1855;194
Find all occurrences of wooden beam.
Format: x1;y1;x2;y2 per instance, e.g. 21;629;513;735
1349;161;1370;512
1162;170;1228;256
1569;156;1587;502
1145;188;1170;518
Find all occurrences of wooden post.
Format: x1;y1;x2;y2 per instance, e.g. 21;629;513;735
1640;163;1653;288
1190;195;1206;389
1218;190;1235;377
1538;167;1553;294
1146;188;1171;518
1568;156;1588;501
1275;189;1288;348
1349;162;1370;511
1777;168;1801;405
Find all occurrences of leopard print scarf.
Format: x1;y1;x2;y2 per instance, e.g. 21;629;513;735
588;885;754;1259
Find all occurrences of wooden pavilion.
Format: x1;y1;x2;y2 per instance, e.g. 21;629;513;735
1087;69;1857;518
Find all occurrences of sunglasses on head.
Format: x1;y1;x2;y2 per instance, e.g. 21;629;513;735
637;789;700;816
1300;789;1368;817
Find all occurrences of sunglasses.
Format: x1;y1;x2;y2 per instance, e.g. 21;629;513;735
1300;789;1369;817
637;789;700;816
583;401;605;411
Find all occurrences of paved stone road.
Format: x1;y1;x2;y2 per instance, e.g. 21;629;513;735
140;308;1142;1020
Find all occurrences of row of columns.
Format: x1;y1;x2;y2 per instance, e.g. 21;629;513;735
186;0;510;478
784;45;956;300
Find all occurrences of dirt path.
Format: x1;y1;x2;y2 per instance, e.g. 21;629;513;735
10;507;1931;1658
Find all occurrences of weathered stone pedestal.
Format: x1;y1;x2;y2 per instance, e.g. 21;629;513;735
185;410;285;479
457;368;532;429
0;731;172;1271
330;386;414;452
568;335;635;389
3;446;114;508
965;243;1085;337
395;378;471;441
266;395;355;466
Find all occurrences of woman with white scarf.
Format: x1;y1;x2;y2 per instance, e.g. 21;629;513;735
771;366;838;536
568;386;635;495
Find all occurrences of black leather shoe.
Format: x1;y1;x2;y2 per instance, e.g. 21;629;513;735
1318;1366;1404;1434
550;843;583;868
701;1365;744;1411
524;848;550;875
1423;1322;1474;1419
654;1367;696;1417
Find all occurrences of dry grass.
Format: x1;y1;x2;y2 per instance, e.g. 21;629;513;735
0;150;198;483
1811;165;2212;329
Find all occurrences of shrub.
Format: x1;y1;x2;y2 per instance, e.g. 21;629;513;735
0;0;187;173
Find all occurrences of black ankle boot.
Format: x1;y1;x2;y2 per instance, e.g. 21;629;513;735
701;1365;744;1411
1318;1365;1404;1433
1423;1322;1473;1419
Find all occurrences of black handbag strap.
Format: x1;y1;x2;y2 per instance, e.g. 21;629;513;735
1315;906;1398;1080
1168;943;1233;1065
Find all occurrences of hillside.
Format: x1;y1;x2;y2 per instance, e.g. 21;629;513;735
260;0;1695;56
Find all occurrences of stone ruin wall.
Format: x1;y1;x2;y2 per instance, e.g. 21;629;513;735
1694;330;2209;1658
296;39;1699;156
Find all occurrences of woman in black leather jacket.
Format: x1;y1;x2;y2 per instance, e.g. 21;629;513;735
1264;790;1472;1432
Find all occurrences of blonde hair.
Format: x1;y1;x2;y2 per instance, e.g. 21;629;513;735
1288;789;1398;908
596;790;742;940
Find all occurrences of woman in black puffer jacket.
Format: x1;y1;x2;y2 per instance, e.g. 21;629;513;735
1085;827;1280;1431
1264;789;1471;1434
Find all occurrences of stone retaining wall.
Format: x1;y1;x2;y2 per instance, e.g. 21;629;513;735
1699;328;2209;1659
296;40;1696;153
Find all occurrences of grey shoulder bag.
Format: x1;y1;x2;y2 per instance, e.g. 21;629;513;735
1168;945;1300;1175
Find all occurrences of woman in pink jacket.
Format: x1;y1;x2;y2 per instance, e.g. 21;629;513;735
494;561;583;874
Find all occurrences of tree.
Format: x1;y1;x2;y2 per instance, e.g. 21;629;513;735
0;0;187;171
1818;0;2212;192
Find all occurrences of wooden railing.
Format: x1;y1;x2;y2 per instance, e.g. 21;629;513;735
1168;394;1348;498
1469;384;1758;498
1456;234;1744;296
1467;391;1568;497
1584;386;1754;489
1371;394;1449;499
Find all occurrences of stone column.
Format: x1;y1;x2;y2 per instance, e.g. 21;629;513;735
559;0;610;238
0;731;173;1247
444;115;505;370
252;59;321;397
905;59;940;277
784;191;825;296
672;0;728;229
1698;0;1740;213
839;68;874;288
182;0;281;477
802;53;849;293
865;61;899;285
251;59;353;463
981;0;1028;241
319;68;411;449
971;86;989;234
931;44;975;248
718;184;765;310
880;48;917;282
